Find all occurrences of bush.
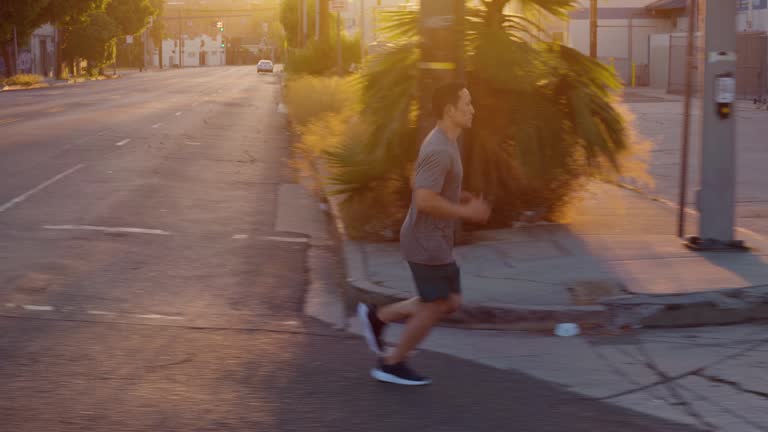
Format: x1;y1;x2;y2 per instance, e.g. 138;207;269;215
4;74;44;87
285;75;410;239
285;36;362;76
284;75;360;130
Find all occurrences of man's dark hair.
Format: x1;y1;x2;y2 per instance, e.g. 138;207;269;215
431;81;466;120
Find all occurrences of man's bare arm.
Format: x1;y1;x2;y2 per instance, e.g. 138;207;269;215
414;189;490;223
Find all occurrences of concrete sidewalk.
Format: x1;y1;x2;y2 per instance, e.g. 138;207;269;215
344;183;768;329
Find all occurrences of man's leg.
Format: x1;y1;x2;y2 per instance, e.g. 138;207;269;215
377;297;420;323
384;294;461;365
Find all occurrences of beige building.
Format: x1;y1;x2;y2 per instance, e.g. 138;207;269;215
566;0;675;85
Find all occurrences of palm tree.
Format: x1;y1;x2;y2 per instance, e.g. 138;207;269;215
326;0;631;237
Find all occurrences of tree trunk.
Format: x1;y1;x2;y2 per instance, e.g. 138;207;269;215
484;0;507;29
158;39;163;69
1;41;16;78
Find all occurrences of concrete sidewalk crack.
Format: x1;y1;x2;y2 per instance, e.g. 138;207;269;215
694;372;768;399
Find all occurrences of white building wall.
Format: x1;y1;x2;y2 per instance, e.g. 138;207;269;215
649;32;670;89
155;34;225;68
736;4;768;32
567;2;674;84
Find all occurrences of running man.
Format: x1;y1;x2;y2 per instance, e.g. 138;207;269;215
358;82;491;385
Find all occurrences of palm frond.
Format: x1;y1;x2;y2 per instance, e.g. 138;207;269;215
377;9;419;41
517;0;577;20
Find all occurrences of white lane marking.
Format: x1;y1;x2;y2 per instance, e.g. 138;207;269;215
22;305;55;311
43;225;172;235
175;112;182;116
87;310;116;316
4;303;16;308
258;236;309;243
133;314;184;320
115;138;131;146
185;141;201;145
152;123;163;128
0;164;84;214
232;234;249;239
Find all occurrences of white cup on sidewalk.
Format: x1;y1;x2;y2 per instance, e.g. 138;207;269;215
554;323;581;337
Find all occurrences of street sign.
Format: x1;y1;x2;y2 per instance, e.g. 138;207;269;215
330;0;347;12
126;35;134;44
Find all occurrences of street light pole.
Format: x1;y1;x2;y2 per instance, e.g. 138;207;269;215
687;0;744;251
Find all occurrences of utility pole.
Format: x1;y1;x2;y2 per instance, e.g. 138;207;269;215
686;0;744;251
418;0;464;140
589;0;597;58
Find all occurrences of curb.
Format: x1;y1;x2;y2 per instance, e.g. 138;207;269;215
1;83;52;91
342;238;611;330
2;75;123;92
603;287;768;328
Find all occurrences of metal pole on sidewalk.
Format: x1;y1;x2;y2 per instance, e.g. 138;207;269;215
687;0;744;251
589;0;597;58
677;0;696;239
360;0;365;62
178;8;183;68
336;11;342;75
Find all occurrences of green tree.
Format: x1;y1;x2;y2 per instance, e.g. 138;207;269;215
280;0;314;48
37;0;110;77
148;0;165;67
63;9;120;73
0;0;51;77
327;0;633;234
107;0;156;69
106;0;155;36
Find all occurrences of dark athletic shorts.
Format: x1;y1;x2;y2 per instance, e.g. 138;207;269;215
407;261;461;303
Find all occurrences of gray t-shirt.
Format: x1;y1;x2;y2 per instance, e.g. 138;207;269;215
400;127;463;265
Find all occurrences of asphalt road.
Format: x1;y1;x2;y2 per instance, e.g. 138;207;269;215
0;67;704;431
